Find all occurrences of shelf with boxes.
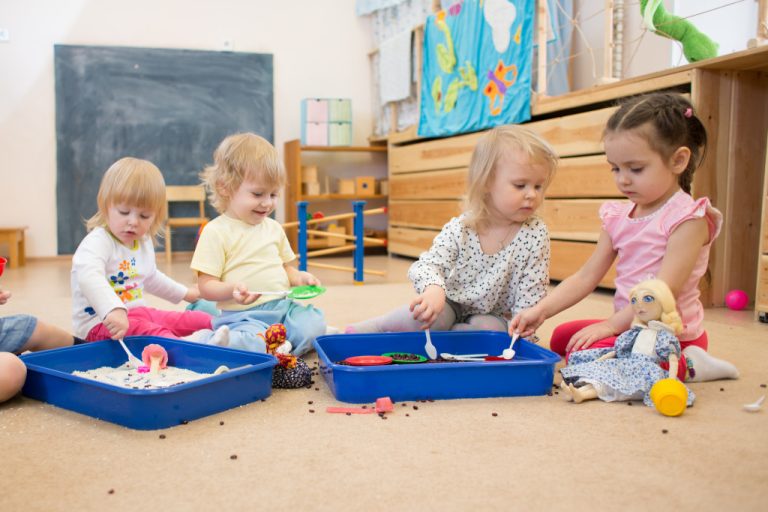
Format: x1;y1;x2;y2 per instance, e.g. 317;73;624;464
284;139;388;251
301;98;353;146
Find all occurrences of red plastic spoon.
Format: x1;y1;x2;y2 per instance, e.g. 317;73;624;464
327;397;394;415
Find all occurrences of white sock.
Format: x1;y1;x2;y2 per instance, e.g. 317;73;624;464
182;329;213;343
209;325;230;347
684;345;739;382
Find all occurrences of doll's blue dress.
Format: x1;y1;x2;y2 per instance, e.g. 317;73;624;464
560;321;695;407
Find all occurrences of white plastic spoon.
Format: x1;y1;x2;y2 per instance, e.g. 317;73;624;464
440;353;488;359
424;329;437;360
502;333;520;360
743;395;765;412
117;338;144;369
440;353;487;362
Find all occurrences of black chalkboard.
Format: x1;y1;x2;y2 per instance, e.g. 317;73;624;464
55;45;274;254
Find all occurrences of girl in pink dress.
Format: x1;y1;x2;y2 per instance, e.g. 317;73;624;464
509;93;738;382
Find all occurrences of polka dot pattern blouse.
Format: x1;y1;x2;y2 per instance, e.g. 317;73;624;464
408;214;550;320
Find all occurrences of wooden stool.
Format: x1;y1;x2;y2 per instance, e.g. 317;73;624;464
0;227;27;268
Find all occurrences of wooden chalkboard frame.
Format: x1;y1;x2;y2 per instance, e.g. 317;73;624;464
55;44;274;254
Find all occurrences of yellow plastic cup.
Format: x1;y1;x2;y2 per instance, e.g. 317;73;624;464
650;378;688;417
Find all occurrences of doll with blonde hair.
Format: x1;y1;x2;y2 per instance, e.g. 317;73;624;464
560;279;695;408
71;157;221;343
347;125;558;334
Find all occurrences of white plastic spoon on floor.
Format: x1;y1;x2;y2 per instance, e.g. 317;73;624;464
117;338;144;369
424;329;437;360
502;333;520;360
743;395;765;412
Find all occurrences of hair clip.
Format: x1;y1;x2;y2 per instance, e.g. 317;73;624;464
684;107;693;118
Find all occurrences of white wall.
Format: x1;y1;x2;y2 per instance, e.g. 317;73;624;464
0;0;373;257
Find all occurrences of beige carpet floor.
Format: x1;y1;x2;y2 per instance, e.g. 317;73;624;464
0;256;766;512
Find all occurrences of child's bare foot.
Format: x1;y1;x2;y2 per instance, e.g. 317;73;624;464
560;380;573;402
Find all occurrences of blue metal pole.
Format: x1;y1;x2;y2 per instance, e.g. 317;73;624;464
297;201;308;271
353;201;365;283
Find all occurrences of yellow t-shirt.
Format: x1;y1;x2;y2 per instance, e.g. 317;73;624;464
191;214;295;311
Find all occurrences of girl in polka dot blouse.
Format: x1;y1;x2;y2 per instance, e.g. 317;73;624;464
346;125;558;334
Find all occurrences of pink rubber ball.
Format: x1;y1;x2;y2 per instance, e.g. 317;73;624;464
724;289;749;311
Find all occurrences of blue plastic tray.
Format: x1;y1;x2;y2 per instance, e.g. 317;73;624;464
20;336;276;430
314;331;560;403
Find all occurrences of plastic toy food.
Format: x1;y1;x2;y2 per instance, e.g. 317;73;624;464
649;378;688;417
141;344;168;374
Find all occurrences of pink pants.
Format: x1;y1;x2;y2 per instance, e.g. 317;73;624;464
86;306;213;342
550;319;709;382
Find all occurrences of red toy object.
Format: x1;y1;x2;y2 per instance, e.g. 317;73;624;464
0;256;6;277
725;289;749;311
141;344;168;373
343;355;393;366
312;211;325;219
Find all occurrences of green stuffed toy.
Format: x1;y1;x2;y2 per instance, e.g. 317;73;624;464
640;0;718;63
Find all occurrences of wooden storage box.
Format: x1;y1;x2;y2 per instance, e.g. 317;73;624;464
327;224;346;247
302;182;321;196
302;165;318;183
338;179;355;195
356;176;376;196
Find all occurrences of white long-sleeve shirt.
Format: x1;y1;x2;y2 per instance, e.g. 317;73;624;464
70;227;187;337
408;214;550;319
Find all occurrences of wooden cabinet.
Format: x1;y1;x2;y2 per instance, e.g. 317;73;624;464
388;46;768;306
756;131;768;322
284;139;388;249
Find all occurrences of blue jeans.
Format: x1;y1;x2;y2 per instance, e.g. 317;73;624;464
213;299;325;356
0;314;37;353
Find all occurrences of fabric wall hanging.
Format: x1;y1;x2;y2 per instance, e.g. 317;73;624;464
418;0;534;137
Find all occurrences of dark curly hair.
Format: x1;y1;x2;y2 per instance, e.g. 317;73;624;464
604;93;708;194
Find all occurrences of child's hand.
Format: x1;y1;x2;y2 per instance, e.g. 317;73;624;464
0;289;10;305
232;284;261;305
409;285;446;328
184;284;201;303
509;306;545;338
566;321;617;352
104;308;129;340
294;271;321;287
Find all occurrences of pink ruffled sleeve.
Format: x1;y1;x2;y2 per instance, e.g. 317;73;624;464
599;201;627;234
662;196;723;243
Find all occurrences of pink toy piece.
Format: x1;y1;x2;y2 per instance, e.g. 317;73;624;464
137;366;150;374
374;397;394;413
141;344;168;369
326;406;374;414
725;289;749;311
326;396;395;415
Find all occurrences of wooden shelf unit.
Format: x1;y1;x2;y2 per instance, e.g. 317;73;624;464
284;139;388;250
387;46;768;306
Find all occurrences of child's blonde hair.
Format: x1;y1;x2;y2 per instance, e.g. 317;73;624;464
464;125;558;230
200;133;285;214
629;278;683;335
85;157;167;240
